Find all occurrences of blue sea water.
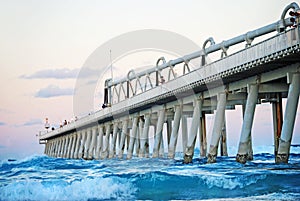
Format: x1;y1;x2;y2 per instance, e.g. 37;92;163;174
1;146;300;201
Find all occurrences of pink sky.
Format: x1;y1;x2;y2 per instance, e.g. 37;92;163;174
0;0;299;159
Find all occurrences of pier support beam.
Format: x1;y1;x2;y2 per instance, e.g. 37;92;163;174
127;116;139;159
61;137;66;158
168;104;182;158
153;108;166;158
74;131;82;159
236;84;258;164
95;125;103;159
140;114;150;157
66;135;72;158
79;130;87;159
88;127;97;159
184;98;202;163
101;124;111;159
70;134;77;159
136;121;142;156
207;92;227;163
276;73;300;163
118;119;128;159
181;115;188;155
84;129;92;159
109;123;119;158
200;112;207;157
272;93;283;157
220;119;228;156
167;118;172;146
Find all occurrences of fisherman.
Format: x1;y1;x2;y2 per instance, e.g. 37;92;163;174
160;75;165;84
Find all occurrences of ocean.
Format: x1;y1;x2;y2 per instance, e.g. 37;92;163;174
1;145;300;201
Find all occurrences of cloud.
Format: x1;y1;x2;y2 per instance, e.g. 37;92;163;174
20;67;105;80
35;85;74;98
13;119;43;127
0;122;6;126
0;145;6;149
21;68;79;79
23;119;43;126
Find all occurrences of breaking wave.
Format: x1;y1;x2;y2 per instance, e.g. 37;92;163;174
1;145;300;200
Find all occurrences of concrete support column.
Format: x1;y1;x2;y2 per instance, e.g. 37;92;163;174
64;136;70;158
57;138;62;157
127;116;139;159
60;137;66;158
207;92;227;163
168;105;182;158
88;126;97;159
166;119;172;146
45;141;49;155
272;93;283;157
220;119;228;156
140;114;150;157
70;134;77;159
49;141;53;156
59;138;64;157
52;141;56;157
95;125;104;159
200;112;207;157
44;143;48;155
153;108;166;158
181;115;188;154
47;141;52;156
54;139;58;157
74;131;82;159
135;123;141;156
242;103;253;160
109;123;119;158
55;139;60;157
60;137;65;158
66;135;73;158
236;84;258;164
118;119;128;159
65;134;73;158
159;133;165;157
184;98;202;163
44;142;48;155
84;129;92;159
101;124;111;159
135;117;145;157
276;73;300;163
79;130;87;159
56;138;61;157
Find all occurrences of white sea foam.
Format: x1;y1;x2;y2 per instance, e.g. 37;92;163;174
0;177;136;201
201;174;267;190
202;192;300;200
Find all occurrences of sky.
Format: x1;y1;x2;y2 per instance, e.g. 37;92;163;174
0;0;299;159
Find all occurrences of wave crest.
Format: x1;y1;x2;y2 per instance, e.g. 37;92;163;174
0;177;136;201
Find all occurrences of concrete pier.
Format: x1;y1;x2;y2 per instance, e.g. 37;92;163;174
39;3;300;164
